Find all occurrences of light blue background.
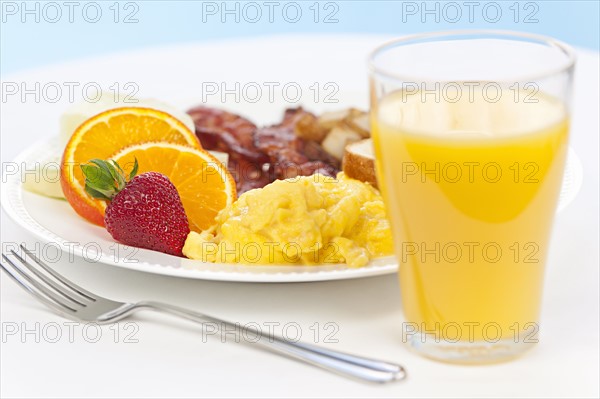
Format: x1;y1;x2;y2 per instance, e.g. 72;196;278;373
1;0;598;75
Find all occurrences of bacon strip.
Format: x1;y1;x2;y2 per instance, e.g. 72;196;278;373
187;106;340;194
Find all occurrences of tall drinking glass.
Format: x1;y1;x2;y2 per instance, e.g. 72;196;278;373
369;31;575;364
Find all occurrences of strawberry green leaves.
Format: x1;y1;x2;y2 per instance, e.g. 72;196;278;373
81;158;138;202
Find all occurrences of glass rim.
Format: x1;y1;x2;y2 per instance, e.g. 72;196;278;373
368;29;577;83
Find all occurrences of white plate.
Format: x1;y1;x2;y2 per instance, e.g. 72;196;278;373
0;35;583;282
1;136;399;282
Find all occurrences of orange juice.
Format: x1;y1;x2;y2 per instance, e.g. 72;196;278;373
372;88;569;344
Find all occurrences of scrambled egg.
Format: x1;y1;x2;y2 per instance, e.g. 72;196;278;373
183;173;393;267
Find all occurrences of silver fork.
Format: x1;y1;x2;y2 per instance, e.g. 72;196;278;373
1;245;406;383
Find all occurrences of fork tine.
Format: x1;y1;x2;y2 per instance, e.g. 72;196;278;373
20;245;97;301
10;250;91;306
1;256;79;315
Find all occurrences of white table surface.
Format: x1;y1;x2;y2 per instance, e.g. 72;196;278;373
1;35;599;398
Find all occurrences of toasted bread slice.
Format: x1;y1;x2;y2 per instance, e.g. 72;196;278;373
342;139;378;188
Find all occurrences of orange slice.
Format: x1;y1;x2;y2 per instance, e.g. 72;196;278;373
61;107;201;226
111;143;236;232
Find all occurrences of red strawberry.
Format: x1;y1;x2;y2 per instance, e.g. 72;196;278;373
81;159;190;257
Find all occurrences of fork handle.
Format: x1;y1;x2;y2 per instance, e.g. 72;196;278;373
134;301;406;383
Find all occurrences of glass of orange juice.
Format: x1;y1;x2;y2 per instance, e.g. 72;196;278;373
369;31;575;364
